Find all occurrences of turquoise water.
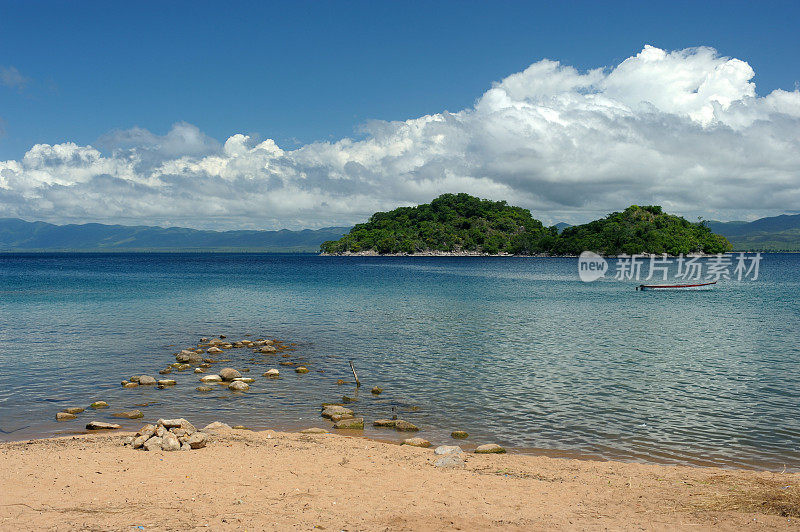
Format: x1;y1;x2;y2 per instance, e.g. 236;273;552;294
0;253;798;470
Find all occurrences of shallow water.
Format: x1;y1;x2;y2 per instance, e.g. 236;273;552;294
0;253;798;470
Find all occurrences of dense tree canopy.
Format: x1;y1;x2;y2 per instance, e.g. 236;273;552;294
320;195;732;255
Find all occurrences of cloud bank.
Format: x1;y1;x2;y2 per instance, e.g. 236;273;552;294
1;45;799;229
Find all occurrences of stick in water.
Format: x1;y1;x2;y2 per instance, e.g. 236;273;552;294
349;360;361;387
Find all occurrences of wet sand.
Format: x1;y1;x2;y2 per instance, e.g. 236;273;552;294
1;428;798;531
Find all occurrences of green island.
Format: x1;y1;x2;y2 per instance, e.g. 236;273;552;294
320;193;732;255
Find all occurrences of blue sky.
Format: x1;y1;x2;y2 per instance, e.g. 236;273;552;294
1;1;799;228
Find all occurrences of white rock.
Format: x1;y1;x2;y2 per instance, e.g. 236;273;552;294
200;375;222;383
434;445;463;455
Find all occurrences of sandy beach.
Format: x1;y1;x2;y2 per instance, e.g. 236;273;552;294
1;427;798;531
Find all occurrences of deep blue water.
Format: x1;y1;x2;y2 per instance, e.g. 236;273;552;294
0;253;798;470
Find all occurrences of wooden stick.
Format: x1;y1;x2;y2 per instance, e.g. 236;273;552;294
349;360;361;387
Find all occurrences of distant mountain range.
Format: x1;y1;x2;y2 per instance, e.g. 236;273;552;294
0;218;349;252
706;214;800;251
2;212;799;253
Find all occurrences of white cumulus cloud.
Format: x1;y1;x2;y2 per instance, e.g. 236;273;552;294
1;45;799;229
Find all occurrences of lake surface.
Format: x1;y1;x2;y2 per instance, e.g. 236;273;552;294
1;253;798;470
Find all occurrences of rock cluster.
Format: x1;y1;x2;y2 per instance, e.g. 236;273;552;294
125;418;208;451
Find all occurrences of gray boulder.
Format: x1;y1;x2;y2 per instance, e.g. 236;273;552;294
434;445;463;455
219;368;241;381
161;431;181;451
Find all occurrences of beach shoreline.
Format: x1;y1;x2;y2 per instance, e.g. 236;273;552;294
1;428;797;530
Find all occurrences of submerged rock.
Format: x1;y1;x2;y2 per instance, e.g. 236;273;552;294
63;407;84;415
259;345;277;353
333;417;364;430
218;368;241;381
90;401;109;409
158;368;172;375
228;381;249;391
123;382;139;388
295;366;309;374
330;413;353;422
200;375;222;383
232;377;254;383
86;421;121;430
393;420;419;432
194;368;204;373
321;405;353;419
206;347;223;354
402;437;431;448
158;379;177;386
474;444;506;454
451;431;469;439
372;419;396;428
138;375;157;385
263;369;280;378
195;385;213;392
56;412;76;421
113;410;144;419
371;386;383;395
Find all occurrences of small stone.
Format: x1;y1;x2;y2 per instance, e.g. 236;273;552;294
434;453;466;468
171;428;187;438
123;382;139;388
138;375;157;385
156;425;167;437
336;379;346;385
333;417;364;430
200;362;212;368
228;381;249;391
158;368;172;375
196;386;213;392
90;401;109;409
143;436;163;451
130;376;142;383
56;412;77;421
157;379;176;386
341;395;356;403
232;425;248;430
63;407;84;414
402;437;431;448
170;362;183;368
176;350;202;363
200;375;222;383
132;435;148;449
185;432;208;448
136;424;157;438
123;436;134;446
263;369;280;378
451;431;469;439
300;428;328;434
161;431;181;451
371;386;383;395
207;346;223;354
219;368;241;381
181;442;192;451
194;368;204;373
373;419;396;428
330;413;354;422
295;366;309;374
86;421;121;430
321;405;353;419
434;445;463;455
259;346;277;353
200;337;209;342
203;421;231;431
474;444;506;454
232;377;254;383
393;420;419;432
113;410;144;419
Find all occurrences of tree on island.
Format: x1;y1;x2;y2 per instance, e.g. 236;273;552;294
320;194;732;255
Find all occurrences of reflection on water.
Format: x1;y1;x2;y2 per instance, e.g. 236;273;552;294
0;253;798;470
